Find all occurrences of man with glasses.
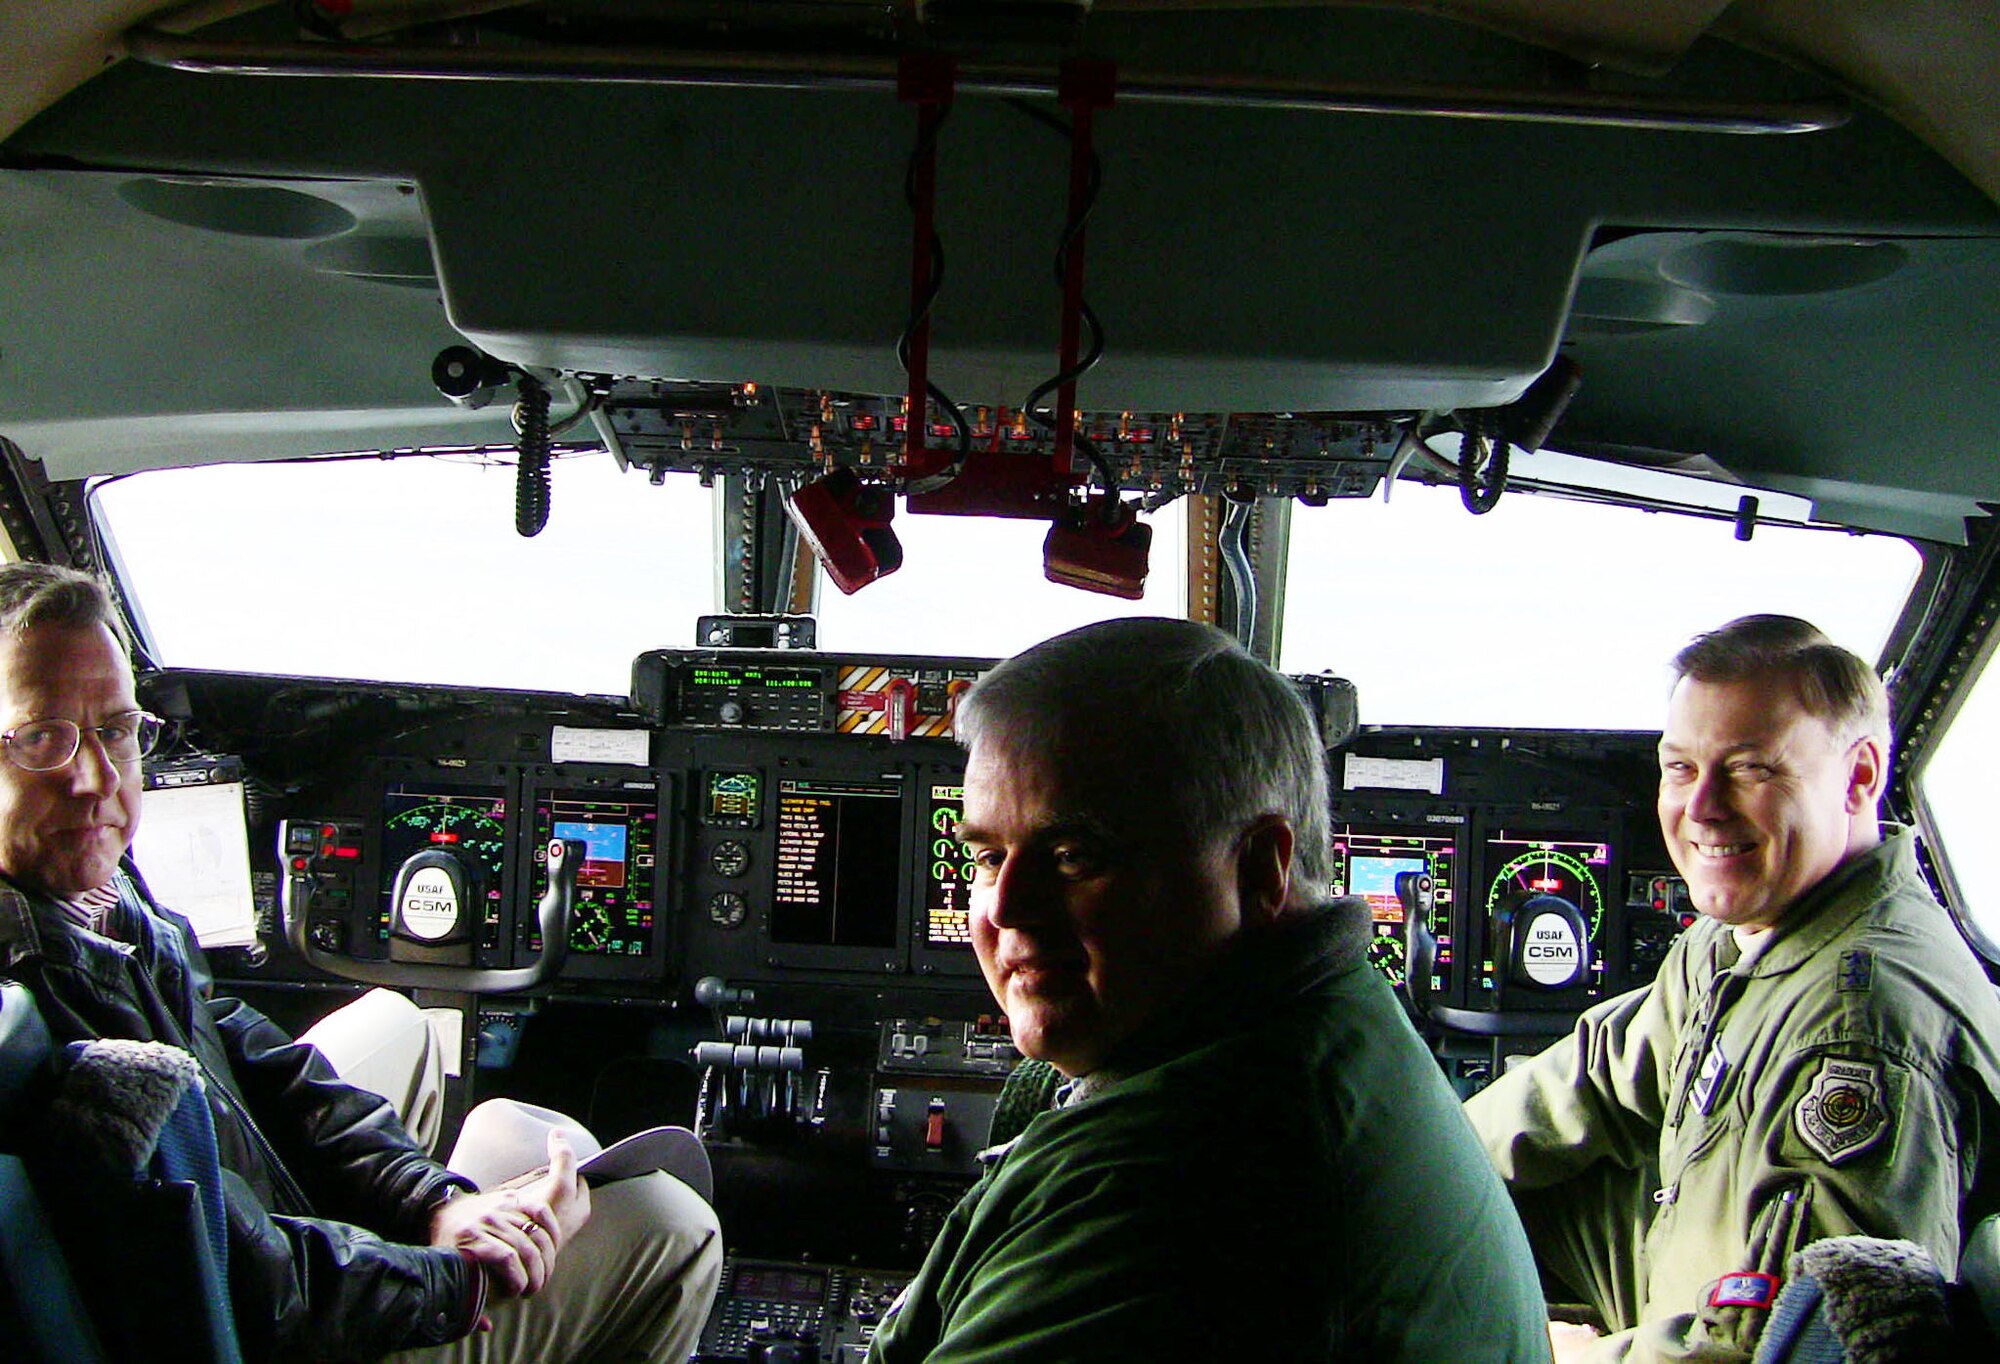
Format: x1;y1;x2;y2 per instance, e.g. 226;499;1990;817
0;561;721;1363
1466;615;2000;1362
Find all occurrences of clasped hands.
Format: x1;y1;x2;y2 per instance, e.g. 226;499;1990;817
429;1129;594;1307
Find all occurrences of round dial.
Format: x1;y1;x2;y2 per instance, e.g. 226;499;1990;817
710;839;751;878
1484;847;1605;937
708;891;748;928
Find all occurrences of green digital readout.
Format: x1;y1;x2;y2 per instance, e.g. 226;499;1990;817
689;666;819;690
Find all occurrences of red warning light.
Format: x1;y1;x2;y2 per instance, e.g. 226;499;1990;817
850;413;879;431
430;832;462;845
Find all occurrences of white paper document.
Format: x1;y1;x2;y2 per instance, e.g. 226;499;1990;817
131;780;260;949
1341;754;1446;795
551;725;651;765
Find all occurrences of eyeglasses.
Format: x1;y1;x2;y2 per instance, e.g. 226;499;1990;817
1;711;166;773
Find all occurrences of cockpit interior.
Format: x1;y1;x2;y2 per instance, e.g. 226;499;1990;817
4;3;1999;1359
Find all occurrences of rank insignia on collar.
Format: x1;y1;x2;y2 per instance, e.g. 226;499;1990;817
1837;948;1873;992
1710;1271;1780;1310
1795;1056;1889;1164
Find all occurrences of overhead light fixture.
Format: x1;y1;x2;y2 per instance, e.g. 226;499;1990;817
785;468;904;595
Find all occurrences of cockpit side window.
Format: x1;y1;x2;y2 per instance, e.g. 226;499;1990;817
1915;633;2000;964
92;451;717;694
1278;479;1920;729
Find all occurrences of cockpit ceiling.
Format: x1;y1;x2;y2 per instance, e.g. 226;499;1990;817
9;2;1998;200
3;2;1999;542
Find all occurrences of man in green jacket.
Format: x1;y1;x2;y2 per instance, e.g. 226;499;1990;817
1466;614;2000;1363
868;617;1552;1363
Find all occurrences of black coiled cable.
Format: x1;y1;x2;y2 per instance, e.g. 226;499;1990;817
1458;410;1509;515
515;376;552;537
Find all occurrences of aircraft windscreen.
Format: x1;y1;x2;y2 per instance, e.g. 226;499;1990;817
1280;479;1920;729
93;447;1917;727
94;451;716;694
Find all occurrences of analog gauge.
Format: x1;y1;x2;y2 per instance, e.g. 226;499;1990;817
710;839;751;878
1366;932;1408;989
708;891;748;928
1484;847;1605;937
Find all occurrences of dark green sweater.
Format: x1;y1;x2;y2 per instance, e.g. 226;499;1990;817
869;902;1553;1362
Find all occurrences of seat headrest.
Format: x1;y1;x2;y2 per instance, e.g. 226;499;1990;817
1961;1214;2000;1342
0;979;56;1126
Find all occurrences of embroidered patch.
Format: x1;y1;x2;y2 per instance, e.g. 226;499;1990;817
1837;948;1874;993
1795;1057;1890;1164
1710;1271;1780;1310
1692;1041;1731;1116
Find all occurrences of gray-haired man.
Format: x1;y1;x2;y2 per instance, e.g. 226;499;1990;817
869;616;1552;1363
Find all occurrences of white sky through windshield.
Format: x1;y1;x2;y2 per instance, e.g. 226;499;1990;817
96;454;1918;730
1280;481;1921;729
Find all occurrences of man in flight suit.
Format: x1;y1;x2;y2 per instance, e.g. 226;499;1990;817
868;617;1552;1363
0;561;722;1362
1466;614;2000;1362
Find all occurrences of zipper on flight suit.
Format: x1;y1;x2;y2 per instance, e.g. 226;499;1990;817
1670;966;1748;1131
1656;960;1752;1213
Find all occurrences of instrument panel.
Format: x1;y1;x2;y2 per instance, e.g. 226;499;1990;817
173;648;1690;1022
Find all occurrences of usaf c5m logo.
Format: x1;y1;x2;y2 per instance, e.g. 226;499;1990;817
1795;1057;1889;1164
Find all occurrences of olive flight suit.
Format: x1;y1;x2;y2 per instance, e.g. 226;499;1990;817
1466;825;2000;1362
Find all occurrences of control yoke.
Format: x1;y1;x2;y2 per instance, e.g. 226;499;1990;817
1400;870;1589;1038
282;833;580;992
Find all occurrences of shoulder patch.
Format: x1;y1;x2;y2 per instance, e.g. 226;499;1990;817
1837;948;1873;993
1794;1056;1889;1164
1711;1271;1780;1310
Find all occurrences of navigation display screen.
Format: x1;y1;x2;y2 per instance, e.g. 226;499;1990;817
923;784;975;948
379;784;508;946
772;778;901;949
1330;825;1458;992
1481;829;1613;992
529;789;660;958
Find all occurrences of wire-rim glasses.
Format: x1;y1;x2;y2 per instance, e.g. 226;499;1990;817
1;711;165;772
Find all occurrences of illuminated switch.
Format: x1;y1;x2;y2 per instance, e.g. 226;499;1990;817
925;1099;947;1150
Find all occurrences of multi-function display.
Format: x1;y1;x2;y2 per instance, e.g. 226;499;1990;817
772;778;902;949
379;785;508;947
923;784;975;948
1329;825;1458;991
1480;830;1613;992
529;789;660;958
705;771;762;828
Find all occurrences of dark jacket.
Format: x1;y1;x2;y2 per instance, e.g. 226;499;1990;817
868;901;1553;1363
0;868;481;1363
